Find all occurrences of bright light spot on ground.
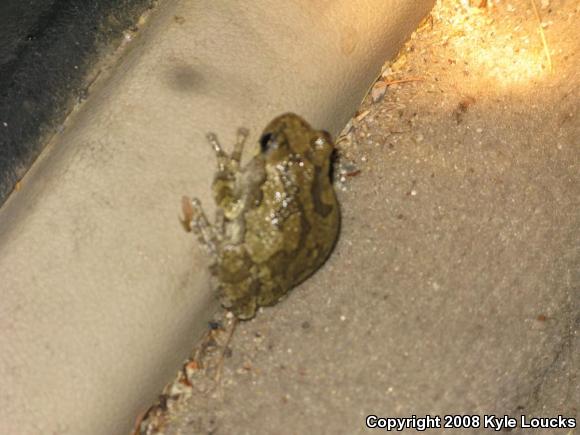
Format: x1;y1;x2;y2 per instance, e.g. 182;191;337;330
439;3;550;87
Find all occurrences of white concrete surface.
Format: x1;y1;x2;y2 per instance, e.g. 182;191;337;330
0;0;434;433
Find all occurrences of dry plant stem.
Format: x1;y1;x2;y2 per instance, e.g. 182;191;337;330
192;327;215;369
364;76;424;104
530;0;553;72
383;77;424;85
214;316;238;383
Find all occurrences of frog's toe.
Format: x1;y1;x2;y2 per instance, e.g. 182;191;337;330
180;195;197;232
221;294;257;320
236;127;249;139
232;302;257;320
231;127;249;163
206;132;228;162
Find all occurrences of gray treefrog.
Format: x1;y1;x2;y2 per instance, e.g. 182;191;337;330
181;113;340;319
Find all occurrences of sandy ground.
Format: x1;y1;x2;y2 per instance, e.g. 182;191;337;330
136;0;579;433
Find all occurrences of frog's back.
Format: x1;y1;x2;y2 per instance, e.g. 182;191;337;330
252;114;340;305
209;113;340;319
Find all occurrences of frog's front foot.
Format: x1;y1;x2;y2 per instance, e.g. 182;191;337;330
206;127;249;172
180;195;219;256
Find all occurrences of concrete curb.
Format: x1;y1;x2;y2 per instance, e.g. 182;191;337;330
0;0;434;433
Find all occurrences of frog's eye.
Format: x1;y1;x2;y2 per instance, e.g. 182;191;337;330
259;133;274;153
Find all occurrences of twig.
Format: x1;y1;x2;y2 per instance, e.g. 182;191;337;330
383;77;424;86
530;0;553;72
214;316;238;383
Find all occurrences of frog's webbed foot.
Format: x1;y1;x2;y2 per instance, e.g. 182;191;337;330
180;195;220;256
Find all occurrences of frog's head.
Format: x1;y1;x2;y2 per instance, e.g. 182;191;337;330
259;113;334;170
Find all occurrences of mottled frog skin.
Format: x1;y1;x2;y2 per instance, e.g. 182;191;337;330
181;113;340;319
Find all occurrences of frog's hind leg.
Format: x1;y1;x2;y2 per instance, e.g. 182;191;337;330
180;196;220;257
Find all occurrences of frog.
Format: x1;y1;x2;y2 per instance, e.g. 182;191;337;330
181;113;340;320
